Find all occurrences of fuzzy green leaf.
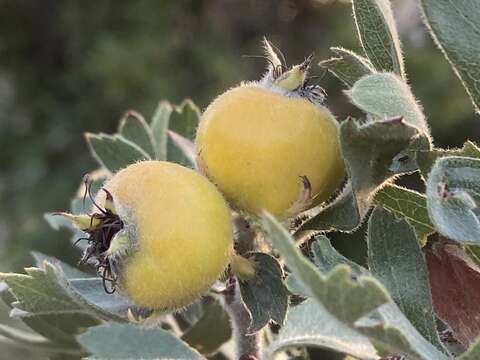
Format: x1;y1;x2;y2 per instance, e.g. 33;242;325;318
0;263;86;316
167;100;200;167
374;184;435;246
85;133;150;173
118;111;155;158
150;100;173;160
426;156;480;244
352;0;404;77
1;259;132;323
312;235;366;276
356;301;448;360
168;130;197;168
238;252;290;333
418;141;480;180
79;323;204;360
263;212;448;360
367;207;444;351
266;299;378;360
30;254;132;322
0;324;84;357
300;117;425;233
420;0;480;114
319;47;374;87
298;183;360;232
182;299;231;355
262;211;388;324
169;99;200;140
347;73;428;132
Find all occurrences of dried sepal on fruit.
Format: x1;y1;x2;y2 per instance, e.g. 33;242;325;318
59;161;234;311
196;39;345;218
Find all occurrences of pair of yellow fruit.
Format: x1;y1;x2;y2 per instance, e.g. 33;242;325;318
74;46;345;311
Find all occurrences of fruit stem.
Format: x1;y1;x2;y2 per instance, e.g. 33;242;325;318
223;278;262;360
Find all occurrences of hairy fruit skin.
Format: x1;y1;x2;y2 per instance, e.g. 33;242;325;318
196;85;345;217
101;161;233;310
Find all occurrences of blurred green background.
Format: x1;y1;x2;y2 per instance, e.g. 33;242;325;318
0;0;478;358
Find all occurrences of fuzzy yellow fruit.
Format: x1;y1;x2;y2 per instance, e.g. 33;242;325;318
97;161;233;310
196;85;345;217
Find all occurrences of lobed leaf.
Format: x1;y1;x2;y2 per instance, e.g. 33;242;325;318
85;133;150;173
0;263;86;316
118;111;155;159
263;212;448;360
319;47;374;87
300;116;426;233
238;252;290;333
266;299;378;360
374;184;435;246
420;0;480;114
426;156;480;244
367;207;444;351
351;0;404;77
1;258;132;323
78;323;204;360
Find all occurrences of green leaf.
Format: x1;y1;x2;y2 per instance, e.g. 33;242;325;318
262;212;448;360
167;100;200;167
299;117;425;233
426;156;480;244
266;299;378;360
319;47;374;87
118;111;155;158
311;235;366;276
297;183;360;232
420;0;480;114
30;254;132;322
78;323;204;360
355;301;448;360
460;337;480;360
367;207;444;352
168;130;197;168
238;252;290;333
85;133;150;173
262;211;388;324
418;141;480;180
64;277;133;322
1;259;132;322
351;0;404;77
182;299;231;355
169;99;200;140
347;73;428;132
150;100;173;160
374;184;435;246
0;324;84;357
0;263;86;316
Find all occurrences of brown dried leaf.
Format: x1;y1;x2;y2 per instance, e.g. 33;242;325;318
425;238;480;347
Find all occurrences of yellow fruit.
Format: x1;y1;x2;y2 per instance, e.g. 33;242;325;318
77;161;233;310
196;84;345;218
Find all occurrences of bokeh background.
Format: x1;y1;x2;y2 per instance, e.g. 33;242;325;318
0;0;478;358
